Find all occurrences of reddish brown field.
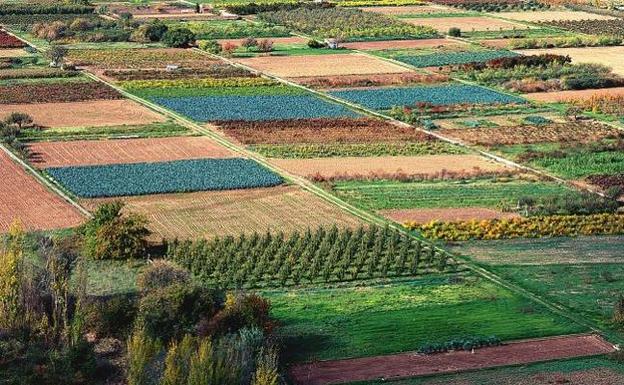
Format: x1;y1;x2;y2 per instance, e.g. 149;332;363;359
271;155;507;179
28;137;235;168
380;207;520;224
293;72;448;89
0;29;25;48
216;118;435;145
0;150;85;232
235;53;410;77
0;81;122;104
290;334;615;385
0;100;166;128
341;39;463;50
439;121;623;145
524;86;624;102
81;186;362;239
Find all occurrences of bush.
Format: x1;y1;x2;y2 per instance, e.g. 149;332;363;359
137;259;190;293
137;283;219;340
197;292;273;338
613;294;624;327
448;27;461;37
85;294;138;338
307;39;325;49
81;201;150;260
256;39;273;53
161;27;195;48
198;39;222;54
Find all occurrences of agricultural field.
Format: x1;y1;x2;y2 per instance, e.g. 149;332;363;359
2;1;624;385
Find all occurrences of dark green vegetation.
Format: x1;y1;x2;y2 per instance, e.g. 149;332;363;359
332;177;572;211
265;275;585;362
175;19;290;40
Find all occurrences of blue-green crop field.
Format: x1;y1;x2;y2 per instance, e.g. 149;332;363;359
46;158;283;198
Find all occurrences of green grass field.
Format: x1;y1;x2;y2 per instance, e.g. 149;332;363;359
252;142;462;158
264;275;585;363
20;121;192;141
332;178;572;211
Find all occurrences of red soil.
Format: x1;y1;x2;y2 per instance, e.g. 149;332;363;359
0;150;85;232
290;334;615;385
27;137;234;168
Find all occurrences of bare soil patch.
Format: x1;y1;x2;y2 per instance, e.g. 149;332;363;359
380;207;520;224
290;334;615;385
494;10;616;22
513;46;624;76
0;99;165;128
216;118;434;145
81;186;362;239
28;137;234;168
271;154;507;179
341;38;463;50
524;86;624;102
0;150;85;232
235;53;410;77
0;48;28;58
406;16;532;32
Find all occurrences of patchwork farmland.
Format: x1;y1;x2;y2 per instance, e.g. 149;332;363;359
0;0;623;384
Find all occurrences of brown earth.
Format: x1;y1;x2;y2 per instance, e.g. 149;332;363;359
235;53;411;77
271;155;507;179
0;99;166;128
0;150;85;233
380;207;520;224
290;334;615;385
27;136;234;168
80;186;362;239
523;86;624;102
406;16;532;32
216;118;434;145
341;39;464;50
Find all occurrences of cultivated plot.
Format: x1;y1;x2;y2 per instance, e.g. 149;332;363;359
513;46;624;76
404;16;531;32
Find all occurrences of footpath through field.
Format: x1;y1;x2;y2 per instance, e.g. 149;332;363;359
290;334;615;385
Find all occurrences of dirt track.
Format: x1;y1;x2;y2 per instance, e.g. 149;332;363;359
290;334;615;385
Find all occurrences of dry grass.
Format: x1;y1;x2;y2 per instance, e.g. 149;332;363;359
0;99;165;128
81;186;362;239
493;10;617;22
271;154;508;179
523;86;624;102
27;136;234;168
0;150;85;232
0;48;29;58
513;46;624;76
235;53;411;77
406;16;532;32
380;207;520;224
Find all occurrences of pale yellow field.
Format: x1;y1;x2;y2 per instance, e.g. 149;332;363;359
0;48;29;58
493;10;617;22
514;46;624;76
405;16;532;32
235;53;411;77
524;86;624;103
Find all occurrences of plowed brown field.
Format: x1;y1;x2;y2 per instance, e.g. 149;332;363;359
524;86;624;102
236;53;410;77
271;155;507;179
0;99;165;128
28;137;234;168
0;150;85;232
290;334;615;385
81;186;362;239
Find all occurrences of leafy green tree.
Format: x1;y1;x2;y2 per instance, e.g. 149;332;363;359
161;28;195;48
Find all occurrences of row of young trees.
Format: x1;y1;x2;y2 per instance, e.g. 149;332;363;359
167;225;458;288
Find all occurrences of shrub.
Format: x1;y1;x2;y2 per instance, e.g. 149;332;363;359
307;39;325;48
126;327;162;385
448;27;461;37
197;292;273;338
137;283;219;340
256;39;273;53
241;36;258;51
81;201;151;260
614;294;624;327
137;260;190;293
161;27;195;48
198;39;222;54
85;294;138;338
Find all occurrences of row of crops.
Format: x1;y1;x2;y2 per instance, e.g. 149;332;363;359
46;158;283;198
167;225;458;288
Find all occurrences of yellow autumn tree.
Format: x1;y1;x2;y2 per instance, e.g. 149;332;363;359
0;220;25;330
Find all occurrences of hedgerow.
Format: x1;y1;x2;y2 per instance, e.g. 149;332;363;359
46;158;283;198
406;213;624;241
395;50;518;68
166;225;458;288
329;84;526;110
257;7;437;40
152;94;360;121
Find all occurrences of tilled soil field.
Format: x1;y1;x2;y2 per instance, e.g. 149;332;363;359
290;334;615;385
524;86;624;102
0;81;122;104
27;136;234;168
0;150;85;232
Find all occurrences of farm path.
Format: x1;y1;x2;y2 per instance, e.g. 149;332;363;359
290;334;616;385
